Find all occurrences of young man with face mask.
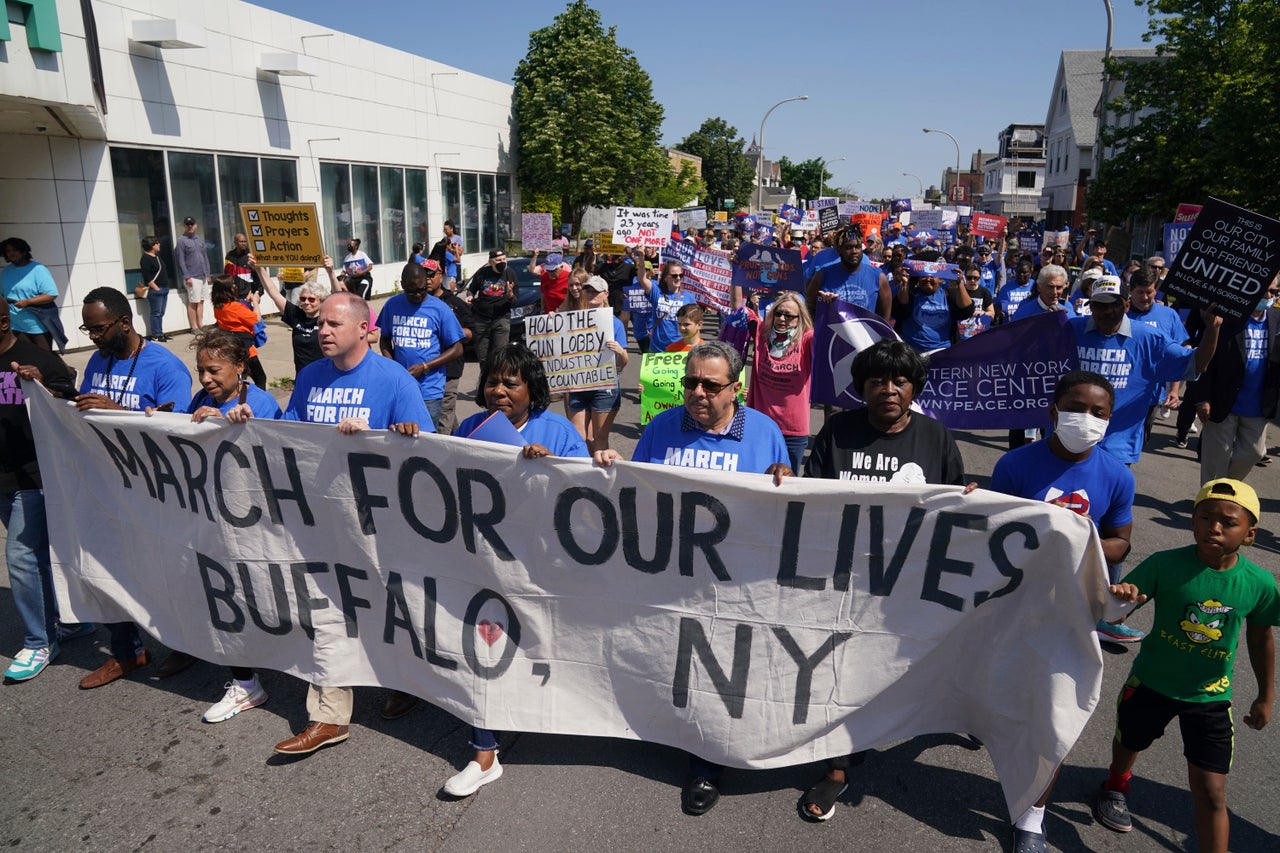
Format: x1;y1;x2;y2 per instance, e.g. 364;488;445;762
988;370;1136;853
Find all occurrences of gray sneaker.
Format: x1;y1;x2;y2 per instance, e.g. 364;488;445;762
1093;784;1133;833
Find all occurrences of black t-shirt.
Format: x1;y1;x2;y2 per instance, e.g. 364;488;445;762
966;285;994;314
1;339;74;491
805;408;965;485
140;253;168;288
595;258;634;294
466;264;519;320
282;302;322;375
439;291;475;380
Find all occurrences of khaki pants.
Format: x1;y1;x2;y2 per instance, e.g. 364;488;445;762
1200;414;1268;483
306;684;353;725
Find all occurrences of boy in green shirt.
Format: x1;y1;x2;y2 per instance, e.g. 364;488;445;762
1096;478;1279;853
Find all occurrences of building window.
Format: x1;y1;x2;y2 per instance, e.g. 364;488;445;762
351;165;381;264
110;148;171;287
320;162;351;261
1017;171;1036;189
406;169;429;254
380;167;405;263
320;162;431;264
217;155;260;256
441;170;514;254
261;158;298;203
167;151;220;275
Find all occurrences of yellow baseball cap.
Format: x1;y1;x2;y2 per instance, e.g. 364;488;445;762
1195;479;1260;523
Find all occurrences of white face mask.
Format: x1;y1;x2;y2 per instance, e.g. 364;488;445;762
1054;410;1110;453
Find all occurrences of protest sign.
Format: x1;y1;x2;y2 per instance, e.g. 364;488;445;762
592;231;630;255
957;313;992;340
850;213;882;240
1017;233;1042;253
713;211;729;223
907;230;940;250
811;302;1075;429
779;204;804;224
809;197;838;210
755;223;775;243
521;213;554;251
739;216;758;233
613;206;675;248
1174;203;1203;223
661;238;734;312
799;210;820;230
522;308;617;393
970;213;1007;239
910;209;944;231
30;381;1110;822
1161;197;1280;325
734;242;804;292
902;260;960;280
676;207;707;232
818;206;839;234
1162;222;1193;266
891;198;912;215
1043;229;1071;248
278;267;305;284
639;350;687;424
238;203;324;265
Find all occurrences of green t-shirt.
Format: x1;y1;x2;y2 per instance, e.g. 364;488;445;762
1125;545;1280;703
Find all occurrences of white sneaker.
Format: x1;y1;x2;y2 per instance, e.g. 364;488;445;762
1189;421;1200;435
202;678;268;723
443;756;503;796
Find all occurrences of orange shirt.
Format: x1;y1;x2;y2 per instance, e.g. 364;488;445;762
215;300;260;357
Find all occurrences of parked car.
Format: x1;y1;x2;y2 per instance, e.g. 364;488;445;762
504;257;543;343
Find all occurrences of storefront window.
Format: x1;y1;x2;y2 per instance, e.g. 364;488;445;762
109;148;171;287
380;166;405;264
406;169;429;254
351;164;381;264
217;155;260;256
166;151;220;273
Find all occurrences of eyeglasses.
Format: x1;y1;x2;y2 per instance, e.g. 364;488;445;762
681;376;732;395
297;295;320;303
667;272;684;279
79;317;124;337
773;311;799;322
1147;263;1165;270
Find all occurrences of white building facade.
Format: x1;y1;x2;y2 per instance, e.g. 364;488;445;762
981;124;1045;220
1;0;517;349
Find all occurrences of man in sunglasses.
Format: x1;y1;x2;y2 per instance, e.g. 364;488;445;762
592;340;791;816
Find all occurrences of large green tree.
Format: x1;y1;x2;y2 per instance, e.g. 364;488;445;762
777;156;834;203
1087;0;1280;222
513;1;666;231
675;118;755;211
633;159;706;209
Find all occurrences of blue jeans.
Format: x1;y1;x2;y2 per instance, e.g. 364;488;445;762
147;287;169;336
0;489;58;649
107;622;144;662
424;397;442;432
470;727;499;752
783;433;809;475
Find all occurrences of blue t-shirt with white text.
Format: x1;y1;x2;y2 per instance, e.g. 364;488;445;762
284;350;433;430
188;383;282;420
1233;314;1269;417
80;343;192;412
377;293;465;400
632;404;788;474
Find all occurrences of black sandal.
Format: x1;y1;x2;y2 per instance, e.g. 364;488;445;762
799;776;848;822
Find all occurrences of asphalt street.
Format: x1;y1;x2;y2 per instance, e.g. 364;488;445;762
2;301;1278;852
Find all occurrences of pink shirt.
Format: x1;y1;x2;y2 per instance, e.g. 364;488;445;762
746;310;813;437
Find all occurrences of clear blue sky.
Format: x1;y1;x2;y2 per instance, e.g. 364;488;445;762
252;0;1155;199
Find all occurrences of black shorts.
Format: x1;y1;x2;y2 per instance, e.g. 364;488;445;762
1114;678;1234;774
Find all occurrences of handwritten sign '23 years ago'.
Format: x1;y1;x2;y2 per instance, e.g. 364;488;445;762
238;203;325;266
613;206;675;248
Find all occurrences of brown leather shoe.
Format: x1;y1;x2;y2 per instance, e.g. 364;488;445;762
274;722;350;755
79;651;150;689
156;650;198;678
380;690;419;720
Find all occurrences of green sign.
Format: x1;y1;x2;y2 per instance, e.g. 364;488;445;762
638;351;748;426
0;0;63;52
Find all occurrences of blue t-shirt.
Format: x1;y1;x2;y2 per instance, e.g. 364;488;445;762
1011;295;1078;322
990;439;1135;533
457;407;588;457
188;383;282;420
995;281;1033;320
1233;314;1269;418
978;258;1000;291
818;261;881;313
1069;316;1196;463
1127;303;1186;344
446;235;463;279
376;293;465;400
900;289;953;351
1;261;59;335
284;349;433;430
80;342;193;412
649;287;698;352
632;404;788;474
804;246;840;281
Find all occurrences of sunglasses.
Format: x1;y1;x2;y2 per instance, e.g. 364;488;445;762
681;376;732;395
79;317;125;337
773;311;799;322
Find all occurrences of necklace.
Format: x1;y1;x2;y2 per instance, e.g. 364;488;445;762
105;338;144;407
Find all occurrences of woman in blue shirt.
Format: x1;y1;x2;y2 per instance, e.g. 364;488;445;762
891;262;974;352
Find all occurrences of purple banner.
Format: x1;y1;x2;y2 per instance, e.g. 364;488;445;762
812;304;1077;429
903;259;961;281
733;242;805;292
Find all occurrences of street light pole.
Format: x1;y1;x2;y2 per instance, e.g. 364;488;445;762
902;172;924;196
923;127;962;199
756;95;809;211
817;154;845;199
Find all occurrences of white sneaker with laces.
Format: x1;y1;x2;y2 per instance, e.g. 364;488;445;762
443;756;503;796
202;678;268;723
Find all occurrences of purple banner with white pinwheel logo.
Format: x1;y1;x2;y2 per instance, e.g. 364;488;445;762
812;302;1078;429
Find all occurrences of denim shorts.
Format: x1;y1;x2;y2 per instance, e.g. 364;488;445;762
566;386;621;413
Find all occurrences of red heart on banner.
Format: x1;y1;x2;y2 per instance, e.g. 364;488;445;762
477;620;505;647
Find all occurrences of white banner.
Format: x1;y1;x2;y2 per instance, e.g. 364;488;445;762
521;213;554;251
523;308;616;393
911;209;944;230
613;206;674;248
838;201;882;216
676;207;707;233
28;383;1112;820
